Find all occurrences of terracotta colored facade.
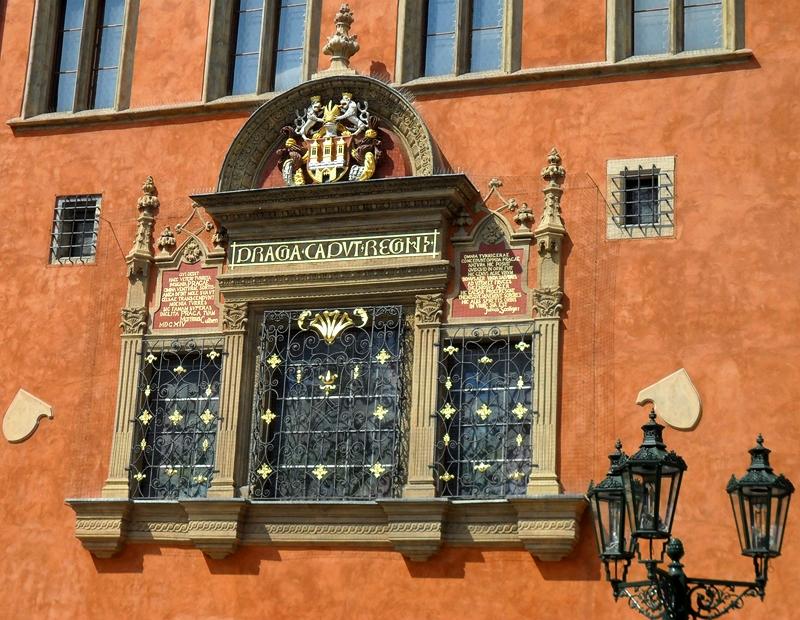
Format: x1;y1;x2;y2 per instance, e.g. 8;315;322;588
1;1;799;618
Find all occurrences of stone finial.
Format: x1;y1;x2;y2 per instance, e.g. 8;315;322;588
157;225;176;255
128;176;159;262
137;176;160;212
323;4;360;71
535;148;566;245
541;148;566;188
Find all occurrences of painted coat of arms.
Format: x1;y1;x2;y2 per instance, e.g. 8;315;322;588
278;92;382;186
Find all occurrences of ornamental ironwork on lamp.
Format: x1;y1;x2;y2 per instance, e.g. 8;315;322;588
588;412;794;620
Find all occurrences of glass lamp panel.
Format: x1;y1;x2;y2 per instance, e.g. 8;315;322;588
683;1;723;51
590;494;607;556
729;492;748;552
659;469;682;534
748;495;771;552
637;472;660;533
770;494;789;553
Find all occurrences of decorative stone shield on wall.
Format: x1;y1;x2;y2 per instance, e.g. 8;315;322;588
448;213;533;322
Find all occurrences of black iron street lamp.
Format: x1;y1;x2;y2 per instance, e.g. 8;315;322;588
588;412;794;619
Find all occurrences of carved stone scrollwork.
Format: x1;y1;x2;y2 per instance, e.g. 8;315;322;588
182;238;203;264
414;294;443;325
222;302;248;332
533;288;564;319
120;307;148;335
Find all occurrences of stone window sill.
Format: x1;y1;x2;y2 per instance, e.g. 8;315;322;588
67;494;587;561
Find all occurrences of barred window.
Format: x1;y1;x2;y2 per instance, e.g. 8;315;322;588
50;195;101;264
249;306;407;500
607;157;675;239
129;339;224;499
434;323;535;498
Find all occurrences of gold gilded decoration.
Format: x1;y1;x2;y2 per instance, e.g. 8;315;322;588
261;409;277;424
443;344;459;356
296;367;303;383
169;409;183;426
205;384;213;397
509;470;525;481
138;410;153;425
373;404;388;421
257;463;273;479
193;474;208;484
477;403;492;420
445;377;453;390
201;439;210;452
512;403;527;419
207;350;220;360
267;353;282;369
139;438;146;451
145;352;156;364
312;464;329;480
440;403;456;420
166;468;178;477
369;462;386;478
298;309;367;344
440;471;455;482
133;472;146;481
442;433;451;444
278;91;382;186
144;385;151;397
516;433;524;447
478;355;493;365
174;365;186;375
474;462;491;473
200;409;215;425
319;370;338;395
517;376;525;389
515;340;530;351
375;349;391;364
352;364;360;380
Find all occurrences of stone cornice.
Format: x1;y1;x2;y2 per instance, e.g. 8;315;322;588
67;495;587;562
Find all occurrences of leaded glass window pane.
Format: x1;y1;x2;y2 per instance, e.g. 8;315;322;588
250;306;407;500
469;0;503;72
129;339;224;499
52;0;86;112
424;0;456;76
229;0;264;95
90;0;125;109
274;0;307;91
683;0;723;51
632;0;669;56
435;324;535;498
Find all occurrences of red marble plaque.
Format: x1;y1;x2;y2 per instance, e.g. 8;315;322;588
152;261;221;330
450;242;527;319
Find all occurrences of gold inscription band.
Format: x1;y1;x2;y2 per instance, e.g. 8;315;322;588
230;231;440;267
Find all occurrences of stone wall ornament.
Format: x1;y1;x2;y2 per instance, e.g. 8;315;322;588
2;389;53;443
535;148;567;257
182;238;203;264
278;92;382;186
322;4;360;72
533;287;564;319
222;302;248;332
157;226;176;255
120;306;148;335
415;294;443;325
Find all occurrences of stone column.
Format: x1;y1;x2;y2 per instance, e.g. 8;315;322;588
102;177;158;498
528;150;566;496
402;293;443;499
207;301;249;498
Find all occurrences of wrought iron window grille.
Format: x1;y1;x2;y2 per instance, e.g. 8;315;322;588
49;195;101;264
129;338;224;499
434;323;537;498
611;166;674;233
249;305;408;501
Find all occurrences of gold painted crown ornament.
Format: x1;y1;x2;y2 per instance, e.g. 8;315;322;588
277;92;382;186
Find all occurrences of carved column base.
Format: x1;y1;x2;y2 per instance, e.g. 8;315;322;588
100;478;130;499
510;495;586;561
206;477;238;499
526;472;562;496
401;479;437;499
378;499;448;561
180;499;246;559
67;499;131;558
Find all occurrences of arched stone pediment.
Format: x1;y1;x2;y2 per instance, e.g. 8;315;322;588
218;75;440;192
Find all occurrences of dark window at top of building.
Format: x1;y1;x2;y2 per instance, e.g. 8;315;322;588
468;0;503;72
273;0;307;91
52;0;86;112
633;0;670;56
683;0;723;51
50;195;100;264
632;0;724;57
423;0;457;77
229;0;264;95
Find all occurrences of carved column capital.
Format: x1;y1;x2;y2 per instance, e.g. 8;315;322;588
120;307;148;335
414;293;443;326
533;288;564;319
222;301;248;332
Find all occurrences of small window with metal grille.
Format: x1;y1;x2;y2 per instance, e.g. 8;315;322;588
607;157;675;239
434;323;536;498
50;195;101;264
249;306;408;501
129;339;224;499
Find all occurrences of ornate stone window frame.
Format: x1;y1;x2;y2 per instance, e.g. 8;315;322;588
606;155;676;240
395;0;522;83
21;0;140;118
203;0;323;102
606;0;744;62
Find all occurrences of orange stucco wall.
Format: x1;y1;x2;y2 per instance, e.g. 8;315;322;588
1;1;799;618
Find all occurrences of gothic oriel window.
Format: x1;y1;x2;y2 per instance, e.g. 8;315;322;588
129;339;224;499
249;306;408;500
50;195;101;264
218;0;311;97
434;324;535;497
